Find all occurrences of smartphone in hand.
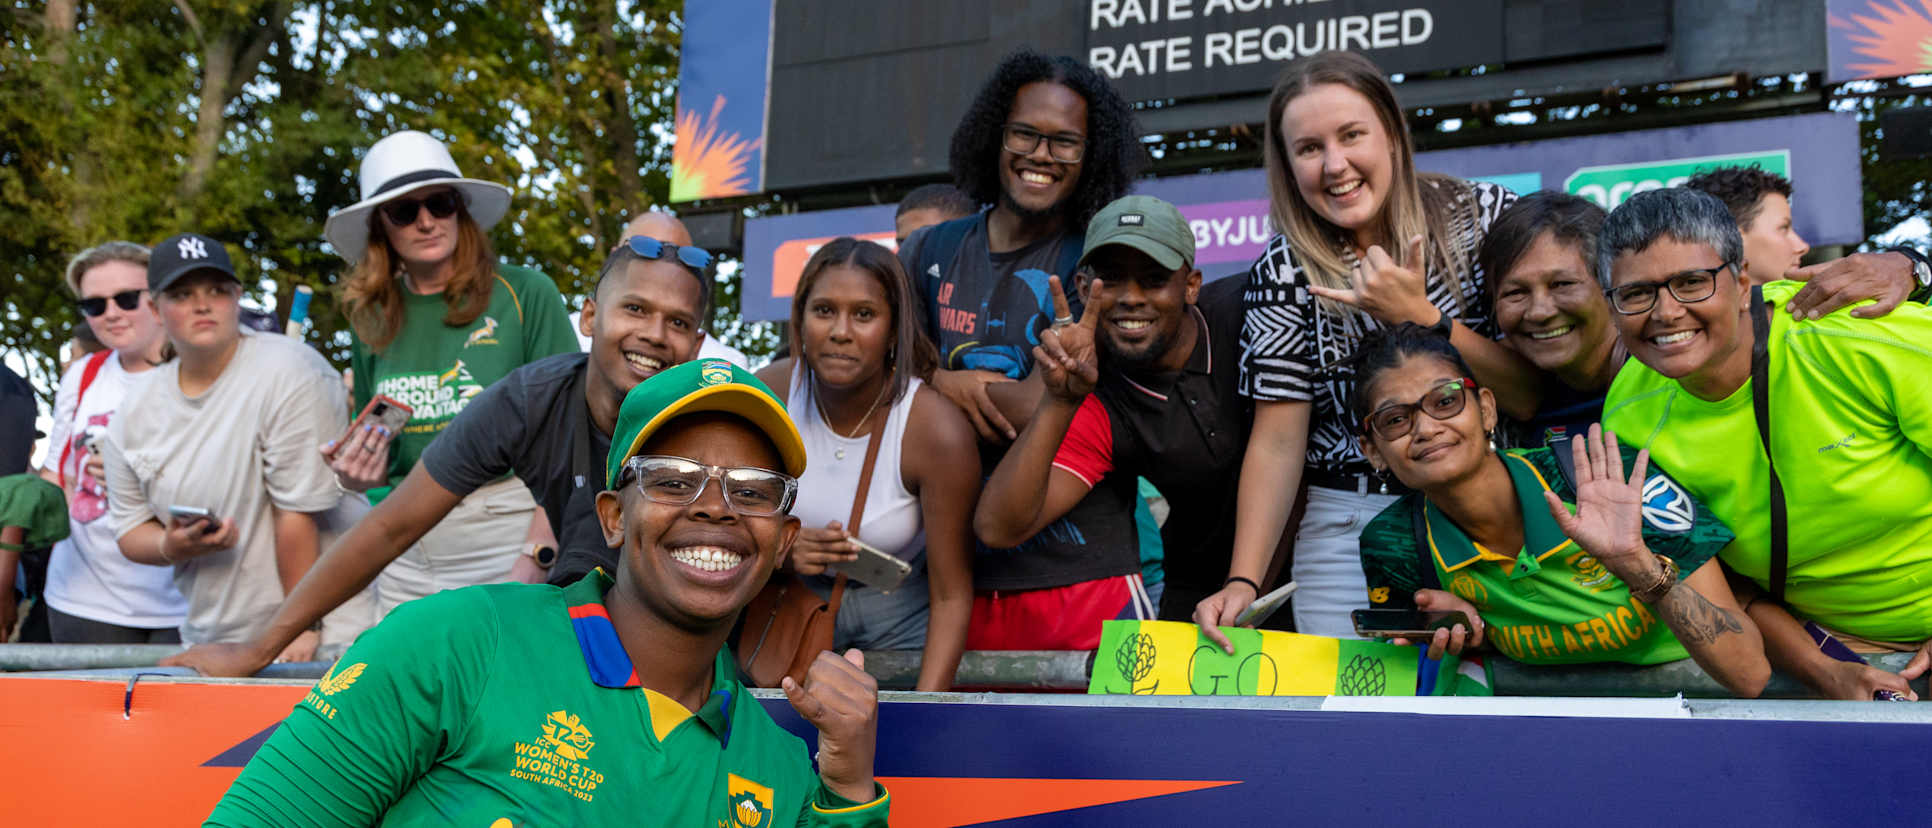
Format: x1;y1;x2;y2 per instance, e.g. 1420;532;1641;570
1351;608;1473;640
830;537;914;592
342;395;414;445
167;505;221;535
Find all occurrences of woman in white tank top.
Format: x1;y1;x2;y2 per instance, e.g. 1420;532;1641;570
756;238;981;691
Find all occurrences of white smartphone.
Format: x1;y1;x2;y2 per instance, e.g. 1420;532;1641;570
167;505;220;534
1235;580;1298;627
830;537;913;592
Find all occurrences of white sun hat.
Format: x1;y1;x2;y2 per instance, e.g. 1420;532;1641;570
322;130;513;264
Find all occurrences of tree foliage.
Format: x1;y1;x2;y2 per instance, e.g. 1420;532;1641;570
0;0;686;407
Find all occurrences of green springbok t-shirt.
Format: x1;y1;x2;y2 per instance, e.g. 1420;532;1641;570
1359;446;1732;666
350;263;579;493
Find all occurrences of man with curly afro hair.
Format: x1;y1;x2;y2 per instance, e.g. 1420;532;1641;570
900;48;1157;652
1685;165;1928;321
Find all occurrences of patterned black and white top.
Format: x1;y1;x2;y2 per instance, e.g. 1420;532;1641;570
1238;178;1516;476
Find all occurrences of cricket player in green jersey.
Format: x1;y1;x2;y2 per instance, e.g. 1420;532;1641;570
208;359;889;826
1348;325;1770;697
1599;187;1932;701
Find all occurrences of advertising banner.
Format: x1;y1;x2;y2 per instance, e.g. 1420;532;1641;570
1088;0;1506;102
740;112;1862;321
7;675;1930;826
670;0;774;202
1828;0;1932;82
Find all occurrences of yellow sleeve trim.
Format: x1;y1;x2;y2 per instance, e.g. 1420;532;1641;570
812;783;890;814
494;272;525;324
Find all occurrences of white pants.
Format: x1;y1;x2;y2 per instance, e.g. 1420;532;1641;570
376;477;539;617
1290;486;1400;639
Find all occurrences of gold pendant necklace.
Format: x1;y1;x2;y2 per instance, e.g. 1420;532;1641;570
814;378;891;461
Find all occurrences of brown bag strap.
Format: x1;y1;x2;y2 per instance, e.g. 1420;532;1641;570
826;413;888;616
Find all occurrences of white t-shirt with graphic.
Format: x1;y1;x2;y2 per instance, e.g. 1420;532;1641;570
41;353;188;628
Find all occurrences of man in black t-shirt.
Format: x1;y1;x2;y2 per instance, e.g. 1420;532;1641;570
896;50;1151;649
976;196;1256;624
164;238;715;677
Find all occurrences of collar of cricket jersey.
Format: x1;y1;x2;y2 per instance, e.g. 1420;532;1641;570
1423;450;1577;578
563;569;738;743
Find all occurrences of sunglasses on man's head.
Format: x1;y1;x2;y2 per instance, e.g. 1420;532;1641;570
379;190;462;225
78;289;145;317
625;236;714;274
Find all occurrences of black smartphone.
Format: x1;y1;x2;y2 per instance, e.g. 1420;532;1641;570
1352;608;1473;640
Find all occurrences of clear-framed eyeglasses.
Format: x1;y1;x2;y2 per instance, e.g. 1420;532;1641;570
617;455;797;516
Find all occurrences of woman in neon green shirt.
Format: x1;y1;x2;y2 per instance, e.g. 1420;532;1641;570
1350;324;1770;696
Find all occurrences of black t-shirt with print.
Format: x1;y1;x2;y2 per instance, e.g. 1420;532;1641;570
901;213;1140;591
419;352;615;586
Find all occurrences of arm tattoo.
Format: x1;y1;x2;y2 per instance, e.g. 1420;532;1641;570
1660;586;1745;646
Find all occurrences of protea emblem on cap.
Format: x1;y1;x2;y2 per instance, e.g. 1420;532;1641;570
700;360;733;386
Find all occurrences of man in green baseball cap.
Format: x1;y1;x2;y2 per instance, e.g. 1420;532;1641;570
975;193;1268;634
210;359;889;827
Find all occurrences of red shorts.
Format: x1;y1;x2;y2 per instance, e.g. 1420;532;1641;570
966;575;1139;651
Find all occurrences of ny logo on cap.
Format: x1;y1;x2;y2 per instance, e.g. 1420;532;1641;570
1118;214;1144;226
178;237;209;259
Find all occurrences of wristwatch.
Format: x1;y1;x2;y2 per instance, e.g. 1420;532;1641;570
524;543;558;569
1887;246;1932;301
1424;306;1454;340
1630;553;1680;605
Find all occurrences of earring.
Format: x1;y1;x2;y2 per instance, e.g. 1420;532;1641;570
1486;431;1498;453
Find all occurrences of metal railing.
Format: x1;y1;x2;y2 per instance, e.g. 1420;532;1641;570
4;643;1925;698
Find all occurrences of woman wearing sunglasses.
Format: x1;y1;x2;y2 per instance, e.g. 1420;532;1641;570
321;130;579;609
1349;324;1769;696
37;242;188;644
755;238;980;691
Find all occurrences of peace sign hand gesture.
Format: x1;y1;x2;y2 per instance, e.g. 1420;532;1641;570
1543;424;1655;582
1033;274;1107;403
1307;234;1441;327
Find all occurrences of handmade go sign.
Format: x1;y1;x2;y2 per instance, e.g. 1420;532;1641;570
1087;620;1484;697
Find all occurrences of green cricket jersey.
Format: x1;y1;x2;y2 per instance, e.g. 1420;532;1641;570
1604;280;1932;643
207;571;890;827
1359;446;1733;665
350;264;579;498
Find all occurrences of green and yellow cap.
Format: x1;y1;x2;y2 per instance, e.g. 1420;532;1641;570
604;359;806;489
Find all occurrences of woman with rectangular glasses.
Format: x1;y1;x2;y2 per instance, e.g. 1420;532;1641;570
36;242;188;644
1347;324;1770;696
320;130;580;612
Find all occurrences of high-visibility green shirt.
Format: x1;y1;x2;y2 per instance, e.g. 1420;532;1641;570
1604;280;1932;643
1359;446;1732;665
207;571;890;827
350;263;579;499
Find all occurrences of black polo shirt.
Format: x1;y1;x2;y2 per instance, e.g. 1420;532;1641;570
1050;277;1251;599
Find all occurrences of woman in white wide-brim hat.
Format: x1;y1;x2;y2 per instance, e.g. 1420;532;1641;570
321;129;581;615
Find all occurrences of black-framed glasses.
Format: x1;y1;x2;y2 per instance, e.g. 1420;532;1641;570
1604;263;1734;315
378;190;463;225
625;236;714;275
78;289;145;317
1361;378;1476;442
618;455;797;516
1001;123;1085;163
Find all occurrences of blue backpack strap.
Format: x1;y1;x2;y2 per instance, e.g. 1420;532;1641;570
913;213;981;339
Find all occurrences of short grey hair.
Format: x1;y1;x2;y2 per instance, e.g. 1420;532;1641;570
1595;188;1744;289
64;241;151;297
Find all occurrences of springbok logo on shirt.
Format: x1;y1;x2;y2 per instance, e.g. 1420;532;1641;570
1640;474;1695;533
464;316;500;348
